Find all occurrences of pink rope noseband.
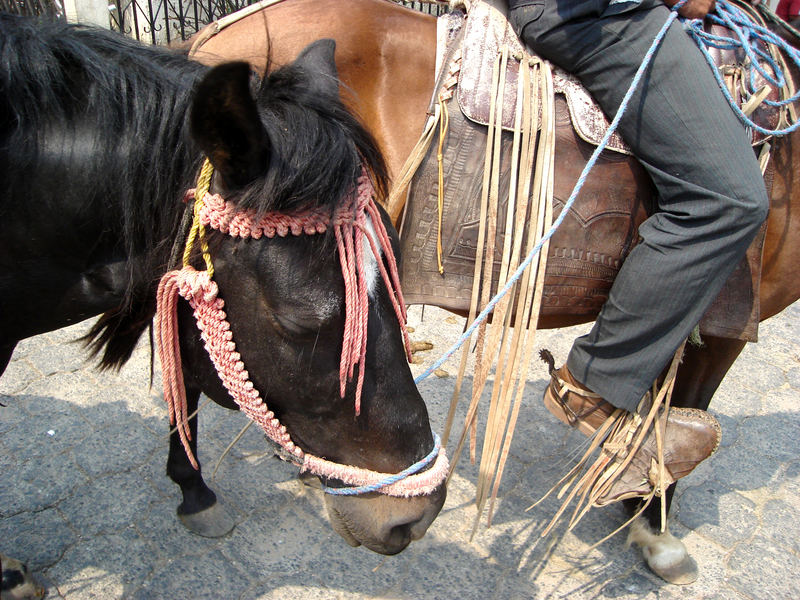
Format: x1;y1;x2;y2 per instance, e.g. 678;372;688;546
156;168;448;497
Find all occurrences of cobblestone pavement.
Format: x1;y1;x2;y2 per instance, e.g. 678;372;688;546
1;302;798;599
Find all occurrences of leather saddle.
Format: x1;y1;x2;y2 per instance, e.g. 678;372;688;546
399;0;787;341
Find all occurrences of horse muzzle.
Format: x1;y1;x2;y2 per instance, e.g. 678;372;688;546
323;482;446;554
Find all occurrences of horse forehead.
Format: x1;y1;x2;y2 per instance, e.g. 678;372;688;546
273;213;383;321
312;214;383;320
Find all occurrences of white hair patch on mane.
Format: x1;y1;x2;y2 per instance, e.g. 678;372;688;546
362;214;382;298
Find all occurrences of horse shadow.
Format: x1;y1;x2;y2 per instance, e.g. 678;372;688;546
1;388;527;599
1;320;797;598
412;370;800;598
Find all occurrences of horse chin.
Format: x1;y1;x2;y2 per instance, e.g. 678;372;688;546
323;485;446;555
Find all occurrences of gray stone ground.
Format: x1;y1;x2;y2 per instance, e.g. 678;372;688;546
1;302;798;599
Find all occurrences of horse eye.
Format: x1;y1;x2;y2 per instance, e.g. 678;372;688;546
274;312;322;336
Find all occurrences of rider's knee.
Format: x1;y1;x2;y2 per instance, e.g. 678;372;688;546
722;180;770;238
739;181;770;232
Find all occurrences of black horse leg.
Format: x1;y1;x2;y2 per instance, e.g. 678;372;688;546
3;343;47;597
0;341;17;378
166;386;235;537
623;485;677;530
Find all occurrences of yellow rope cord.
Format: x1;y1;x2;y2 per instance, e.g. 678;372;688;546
436;95;450;275
183;158;215;276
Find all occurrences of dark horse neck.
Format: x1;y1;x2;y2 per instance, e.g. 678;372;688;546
0;16;207;364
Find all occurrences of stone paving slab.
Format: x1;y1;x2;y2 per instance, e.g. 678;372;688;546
1;303;799;599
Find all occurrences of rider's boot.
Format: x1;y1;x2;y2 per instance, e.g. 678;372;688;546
542;356;721;504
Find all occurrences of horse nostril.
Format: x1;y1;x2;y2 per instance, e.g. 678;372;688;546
384;522;414;554
382;489;445;550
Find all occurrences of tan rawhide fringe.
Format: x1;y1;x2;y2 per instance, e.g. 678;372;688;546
431;41;682;541
435;45;557;536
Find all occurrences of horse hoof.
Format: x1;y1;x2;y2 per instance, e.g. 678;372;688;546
628;517;699;585
645;552;698;585
177;501;235;538
1;554;45;600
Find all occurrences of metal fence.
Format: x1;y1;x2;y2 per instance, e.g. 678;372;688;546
0;0;447;43
0;0;64;18
110;0;247;45
108;0;449;45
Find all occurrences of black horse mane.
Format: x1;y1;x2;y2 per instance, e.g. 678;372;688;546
1;15;388;370
0;14;207;245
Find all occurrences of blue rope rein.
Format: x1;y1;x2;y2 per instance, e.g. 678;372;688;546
321;433;443;495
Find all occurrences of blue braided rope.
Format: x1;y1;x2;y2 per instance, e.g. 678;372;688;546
684;0;800;135
321;433;442;496
414;4;684;385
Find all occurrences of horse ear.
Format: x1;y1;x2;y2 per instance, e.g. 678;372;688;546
293;39;340;99
190;61;270;189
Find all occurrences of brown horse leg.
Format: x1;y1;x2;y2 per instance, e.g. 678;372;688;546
166;386;235;538
625;335;747;583
671;335;748;412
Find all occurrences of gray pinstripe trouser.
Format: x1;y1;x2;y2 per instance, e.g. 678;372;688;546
509;0;769;411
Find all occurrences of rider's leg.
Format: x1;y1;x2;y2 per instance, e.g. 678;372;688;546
509;0;768;411
507;0;767;497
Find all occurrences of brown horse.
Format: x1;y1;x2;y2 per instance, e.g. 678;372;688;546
189;0;800;583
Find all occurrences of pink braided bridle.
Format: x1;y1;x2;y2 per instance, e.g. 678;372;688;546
156;168;448;497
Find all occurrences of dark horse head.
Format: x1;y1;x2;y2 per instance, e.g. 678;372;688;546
0;15;444;554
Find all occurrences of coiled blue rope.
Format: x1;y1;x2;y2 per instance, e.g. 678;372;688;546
321;433;442;495
684;0;800;135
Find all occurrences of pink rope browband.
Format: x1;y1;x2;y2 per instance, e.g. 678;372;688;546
156;168;448;497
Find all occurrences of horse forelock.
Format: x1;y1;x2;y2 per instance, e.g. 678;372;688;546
227;59;389;219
